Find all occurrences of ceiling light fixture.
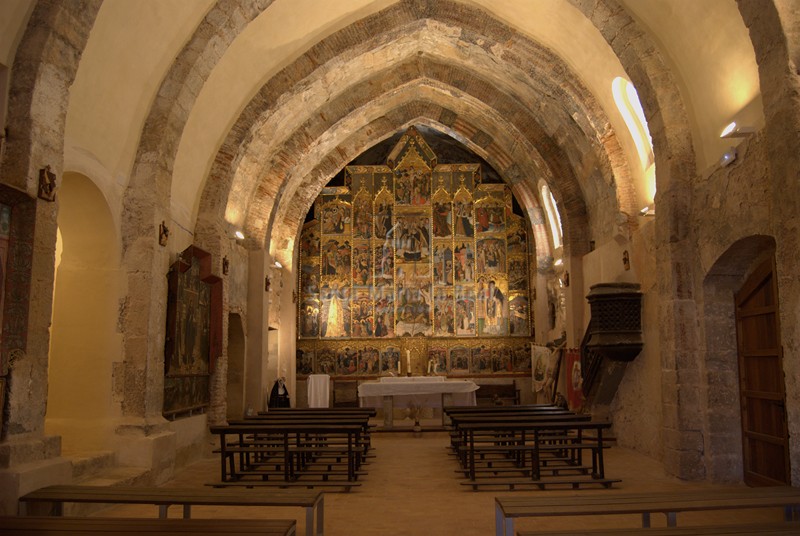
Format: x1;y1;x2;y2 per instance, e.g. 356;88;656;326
720;121;755;139
719;147;737;167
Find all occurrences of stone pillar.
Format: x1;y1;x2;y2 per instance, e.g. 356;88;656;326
738;0;800;485
245;250;270;413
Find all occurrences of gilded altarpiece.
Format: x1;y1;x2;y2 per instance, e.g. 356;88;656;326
297;127;533;378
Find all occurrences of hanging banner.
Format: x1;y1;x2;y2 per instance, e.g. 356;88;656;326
565;348;584;411
531;345;549;392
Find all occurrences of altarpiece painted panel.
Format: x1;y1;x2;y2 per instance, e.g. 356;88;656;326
297;127;534;378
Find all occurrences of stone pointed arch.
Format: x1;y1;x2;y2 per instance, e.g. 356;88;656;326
0;0;101;442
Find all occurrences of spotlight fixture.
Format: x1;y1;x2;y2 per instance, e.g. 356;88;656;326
234;230;245;240
274;261;283;269
720;121;755;139
719;147;737;167
639;205;655;217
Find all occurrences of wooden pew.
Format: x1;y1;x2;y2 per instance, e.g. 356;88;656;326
457;419;615;490
18;485;323;536
517;523;800;536
262;408;376;416
0;516;295;535
495;487;800;536
210;422;366;491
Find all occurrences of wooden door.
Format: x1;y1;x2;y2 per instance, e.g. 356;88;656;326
734;258;790;486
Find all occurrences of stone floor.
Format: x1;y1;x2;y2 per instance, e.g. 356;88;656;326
99;427;782;535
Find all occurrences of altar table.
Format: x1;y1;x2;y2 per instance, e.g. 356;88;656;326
358;376;478;429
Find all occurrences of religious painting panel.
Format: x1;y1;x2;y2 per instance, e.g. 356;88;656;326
299;297;321;338
321;238;351;279
352;189;373;240
451;164;480;192
296;345;314;377
374;286;395;338
507;257;527;291
374;243;393;287
336;346;359;376
513;342;533;372
470;345;492;374
352;241;372;287
300;262;320;296
394;167;413;205
433;289;455;336
320;283;350;338
473;183;505;204
163;375;210;417
163;247;221;418
477;275;508;336
300;220;320;259
431;169;453;195
395;291;432;335
380;346;401;375
394;210;430;262
506;216;528;256
359;346;380;375
509;293;530;336
427;346;447;375
449;345;471;375
453;196;475;238
476;237;506;274
475;204;506;234
432;199;452;238
321;200;351;235
455;285;476;336
374;191;394;240
350;288;374;338
433;242;454;286
317;347;336;374
493;345;513;373
454;240;475;283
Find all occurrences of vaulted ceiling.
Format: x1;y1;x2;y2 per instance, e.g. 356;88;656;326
0;0;762;266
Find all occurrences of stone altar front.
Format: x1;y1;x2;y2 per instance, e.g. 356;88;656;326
357;376;478;429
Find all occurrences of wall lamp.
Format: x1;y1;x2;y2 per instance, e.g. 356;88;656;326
719;147;737;167
720;121;755;139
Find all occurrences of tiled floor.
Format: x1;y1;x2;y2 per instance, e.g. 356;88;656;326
100;429;784;535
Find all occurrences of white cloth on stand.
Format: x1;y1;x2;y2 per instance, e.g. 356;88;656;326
307;374;330;408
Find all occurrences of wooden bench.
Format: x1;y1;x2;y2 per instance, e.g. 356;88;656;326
517;523;800;536
457;419;615;490
495;487;800;536
0;516;296;535
18;485;322;536
210;423;367;491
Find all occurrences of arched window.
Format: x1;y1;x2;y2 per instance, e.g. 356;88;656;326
613;77;656;201
540;182;563;251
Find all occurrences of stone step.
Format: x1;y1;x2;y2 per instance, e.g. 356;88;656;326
62;462;151;517
68;451;116;481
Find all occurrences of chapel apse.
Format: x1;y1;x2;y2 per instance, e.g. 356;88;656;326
297;127;535;379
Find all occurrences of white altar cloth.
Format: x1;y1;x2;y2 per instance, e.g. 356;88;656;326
306;374;330;408
358;377;477;399
358;377;478;428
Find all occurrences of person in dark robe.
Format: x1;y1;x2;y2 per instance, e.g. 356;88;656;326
268;377;291;408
